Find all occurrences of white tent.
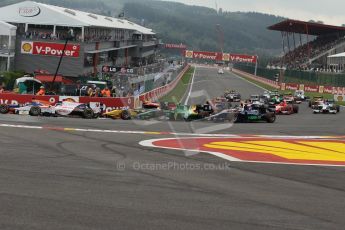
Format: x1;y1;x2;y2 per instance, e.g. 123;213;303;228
0;1;154;35
327;52;345;72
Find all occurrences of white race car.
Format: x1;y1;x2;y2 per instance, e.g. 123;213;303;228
313;101;340;114
16;101;102;118
218;68;224;74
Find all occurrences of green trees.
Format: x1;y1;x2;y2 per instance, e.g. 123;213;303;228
1;71;25;90
0;0;283;60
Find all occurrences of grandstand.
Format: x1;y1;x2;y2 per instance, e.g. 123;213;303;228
0;1;159;76
268;19;345;72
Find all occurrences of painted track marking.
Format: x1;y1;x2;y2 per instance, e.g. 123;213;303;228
139;137;345;167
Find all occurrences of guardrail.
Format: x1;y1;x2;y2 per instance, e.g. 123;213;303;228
233;68;345;95
232;68;280;89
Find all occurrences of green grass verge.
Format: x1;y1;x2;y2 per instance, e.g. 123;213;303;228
159;67;194;103
236;72;345;106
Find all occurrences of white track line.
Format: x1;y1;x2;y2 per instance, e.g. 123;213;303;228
184;67;197;105
1;123;343;139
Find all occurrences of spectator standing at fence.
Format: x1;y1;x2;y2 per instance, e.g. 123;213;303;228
36;86;46;96
111;86;117;97
101;87;111;97
117;87;123;98
87;87;94;97
94;87;102;97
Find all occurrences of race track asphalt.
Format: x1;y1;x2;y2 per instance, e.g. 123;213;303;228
0;67;344;230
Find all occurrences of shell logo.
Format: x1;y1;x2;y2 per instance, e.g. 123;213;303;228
22;42;33;53
337;95;344;102
141;137;345;166
185;50;194;58
222;53;230;61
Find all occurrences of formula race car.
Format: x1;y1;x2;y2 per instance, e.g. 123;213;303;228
218;68;224;74
283;92;296;104
15;101;102;118
313;101;340;114
207;106;242;122
142;101;160;109
103;109;137;120
271;100;299;115
235;104;276;123
104;108;163;120
294;90;309;103
167;104;214;121
224;90;241;102
249;94;261;103
0;100;52;114
309;96;324;108
53;101;102;118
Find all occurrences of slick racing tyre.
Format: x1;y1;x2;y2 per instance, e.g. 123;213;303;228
336;105;340;113
266;113;276;123
120;110;131;120
234;114;244;123
292;105;299;113
0;104;9;114
29;106;41;116
82;108;94;119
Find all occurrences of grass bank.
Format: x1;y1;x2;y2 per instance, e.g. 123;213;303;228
234;71;345;106
160;67;194;103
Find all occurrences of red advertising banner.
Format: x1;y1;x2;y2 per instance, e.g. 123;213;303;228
304;85;319;93
280;83;345;94
229;54;257;63
184;50;223;61
284;83;299;91
21;41;80;57
165;43;187;49
184;50;257;63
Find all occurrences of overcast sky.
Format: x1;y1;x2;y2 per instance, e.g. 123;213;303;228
164;0;345;26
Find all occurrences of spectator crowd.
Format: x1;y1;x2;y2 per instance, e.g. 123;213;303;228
270;34;345;70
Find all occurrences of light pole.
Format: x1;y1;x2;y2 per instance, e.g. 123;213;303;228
50;28;75;92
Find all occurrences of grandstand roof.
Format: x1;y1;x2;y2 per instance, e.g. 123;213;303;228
0;21;16;36
268;19;345;36
0;1;155;35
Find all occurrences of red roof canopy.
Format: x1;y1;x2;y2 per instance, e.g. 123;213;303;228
35;75;74;84
268;19;345;36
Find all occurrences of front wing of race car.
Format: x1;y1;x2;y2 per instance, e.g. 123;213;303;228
313;108;337;114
